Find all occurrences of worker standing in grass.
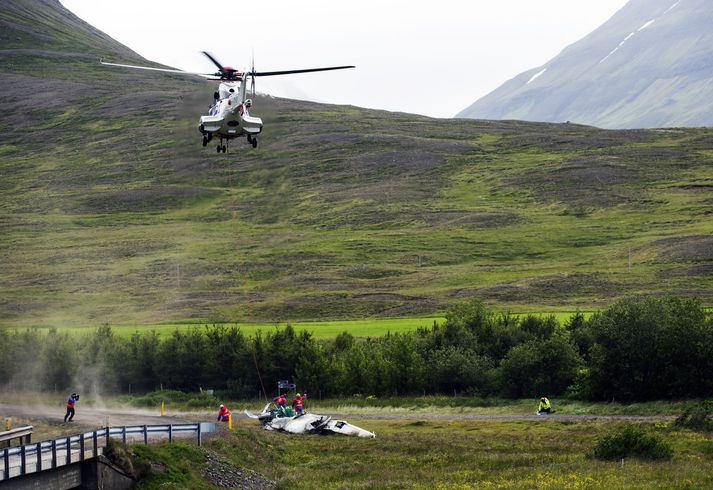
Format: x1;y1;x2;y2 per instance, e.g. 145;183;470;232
537;396;551;415
217;404;231;422
292;393;306;415
64;393;79;422
273;394;287;413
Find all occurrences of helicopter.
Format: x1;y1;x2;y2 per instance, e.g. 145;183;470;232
101;52;354;152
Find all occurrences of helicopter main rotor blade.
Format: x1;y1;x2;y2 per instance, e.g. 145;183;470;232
201;51;225;72
251;65;355;77
101;61;211;78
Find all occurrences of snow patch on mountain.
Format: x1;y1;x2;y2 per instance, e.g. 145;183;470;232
638;19;655;31
526;68;547;85
598;1;684;65
664;0;682;15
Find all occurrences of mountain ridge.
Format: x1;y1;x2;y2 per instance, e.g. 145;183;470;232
457;0;713;129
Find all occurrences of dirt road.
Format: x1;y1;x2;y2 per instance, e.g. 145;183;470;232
1;402;676;433
331;411;677;422
0;402;197;430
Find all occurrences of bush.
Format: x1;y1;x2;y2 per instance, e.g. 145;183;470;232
674;402;713;431
497;335;582;398
127;390;191;407
186;394;220;409
592;425;673;460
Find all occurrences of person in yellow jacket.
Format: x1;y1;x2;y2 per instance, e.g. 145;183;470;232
537;396;551;415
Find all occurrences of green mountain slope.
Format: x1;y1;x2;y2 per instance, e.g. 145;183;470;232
1;0;712;326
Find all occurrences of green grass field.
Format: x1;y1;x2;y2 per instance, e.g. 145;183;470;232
127;405;713;489
11;393;710;489
0;311;594;339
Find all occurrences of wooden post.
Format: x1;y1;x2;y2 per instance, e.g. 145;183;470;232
197;424;202;446
122;426;127;444
168;425;173;443
143;425;148;445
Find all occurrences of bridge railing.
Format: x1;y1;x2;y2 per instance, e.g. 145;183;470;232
0;423;208;481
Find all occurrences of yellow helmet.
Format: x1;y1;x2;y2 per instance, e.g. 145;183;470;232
296;393;301;397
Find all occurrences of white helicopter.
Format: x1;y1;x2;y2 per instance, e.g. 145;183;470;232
102;52;354;153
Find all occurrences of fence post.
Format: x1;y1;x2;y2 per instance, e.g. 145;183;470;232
20;445;25;476
168;425;173;443
66;437;71;465
4;448;9;480
105;427;109;448
143;425;148;445
36;442;42;472
197;424;202;447
79;434;85;461
92;431;98;458
122;426;127;445
51;440;57;469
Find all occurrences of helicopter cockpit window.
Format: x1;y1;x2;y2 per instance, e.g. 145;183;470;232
219;87;233;99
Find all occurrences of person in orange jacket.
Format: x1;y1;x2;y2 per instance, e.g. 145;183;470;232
292;393;307;415
217;404;231;422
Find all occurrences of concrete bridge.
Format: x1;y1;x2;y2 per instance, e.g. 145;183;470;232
1;423;214;489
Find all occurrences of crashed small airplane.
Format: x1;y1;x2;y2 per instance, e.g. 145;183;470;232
245;404;375;438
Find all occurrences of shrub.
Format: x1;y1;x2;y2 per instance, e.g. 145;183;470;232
497;334;582;398
128;390;191;407
186;394;220;409
674;402;713;431
592;425;673;460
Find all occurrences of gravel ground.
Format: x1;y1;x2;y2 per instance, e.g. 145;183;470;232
202;449;276;489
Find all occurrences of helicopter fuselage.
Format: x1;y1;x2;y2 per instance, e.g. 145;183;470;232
199;80;262;152
101;52;353;153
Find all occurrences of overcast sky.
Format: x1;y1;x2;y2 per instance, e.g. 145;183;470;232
61;0;629;118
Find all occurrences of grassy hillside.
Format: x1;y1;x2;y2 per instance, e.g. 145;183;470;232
1;0;712;327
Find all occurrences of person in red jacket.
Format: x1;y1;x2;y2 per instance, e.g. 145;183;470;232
64;393;79;422
273;394;286;410
292;393;306;415
217;404;231;422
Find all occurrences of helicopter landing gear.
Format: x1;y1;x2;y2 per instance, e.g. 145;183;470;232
247;134;258;148
216;138;227;153
201;129;213;147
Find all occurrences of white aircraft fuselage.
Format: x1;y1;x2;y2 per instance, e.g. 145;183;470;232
199;80;262;150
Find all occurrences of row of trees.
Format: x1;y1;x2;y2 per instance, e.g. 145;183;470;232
1;296;711;401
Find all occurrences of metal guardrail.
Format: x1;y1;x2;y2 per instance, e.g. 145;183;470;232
0;425;33;447
0;423;208;481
